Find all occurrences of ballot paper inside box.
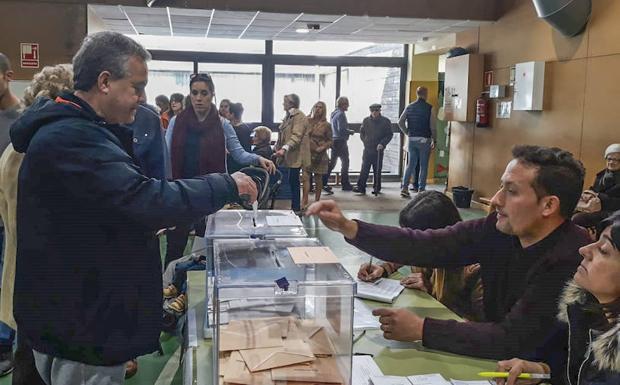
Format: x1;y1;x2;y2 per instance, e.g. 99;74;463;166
212;238;356;385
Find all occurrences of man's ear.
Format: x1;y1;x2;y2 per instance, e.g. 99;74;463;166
5;70;14;81
97;71;112;95
541;195;561;218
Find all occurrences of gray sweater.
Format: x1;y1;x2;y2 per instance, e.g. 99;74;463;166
0;104;21;155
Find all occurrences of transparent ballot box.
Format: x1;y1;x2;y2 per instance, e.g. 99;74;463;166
194;210;308;337
213;238;355;385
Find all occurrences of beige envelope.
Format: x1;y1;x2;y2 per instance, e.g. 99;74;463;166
239;338;315;372
270;357;344;384
293;321;335;356
219;321;283;352
222;351;275;385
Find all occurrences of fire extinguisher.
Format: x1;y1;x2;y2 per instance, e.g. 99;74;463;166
476;94;489;127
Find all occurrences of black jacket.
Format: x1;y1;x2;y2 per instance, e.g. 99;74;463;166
591;169;620;212
11;93;238;365
556;281;620;385
360;115;393;151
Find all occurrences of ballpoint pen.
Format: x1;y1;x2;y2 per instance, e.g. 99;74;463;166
478;371;551;380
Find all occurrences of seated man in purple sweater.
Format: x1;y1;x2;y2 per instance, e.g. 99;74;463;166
306;145;591;361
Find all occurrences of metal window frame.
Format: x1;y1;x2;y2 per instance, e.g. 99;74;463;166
148;42;408;177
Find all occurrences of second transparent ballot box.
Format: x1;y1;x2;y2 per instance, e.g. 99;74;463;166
213;238;355;385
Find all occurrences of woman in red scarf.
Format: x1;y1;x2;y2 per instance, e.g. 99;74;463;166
166;73;274;268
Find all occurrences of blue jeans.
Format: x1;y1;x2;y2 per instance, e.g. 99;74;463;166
402;137;432;191
0;227;15;352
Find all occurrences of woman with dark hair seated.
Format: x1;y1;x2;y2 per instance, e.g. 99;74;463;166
573;144;620;233
496;210;620;385
357;190;484;321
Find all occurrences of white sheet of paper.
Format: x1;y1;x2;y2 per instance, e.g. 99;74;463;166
356;278;405;303
354;298;380;331
449;381;493;385
407;374;452;385
288;246;339;264
352;356;384;385
369;375;412;385
266;215;303;227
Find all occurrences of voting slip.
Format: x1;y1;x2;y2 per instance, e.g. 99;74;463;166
219;319;285;351
288;246;339;264
351;355;383;385
369;374;451;385
266;215;303;227
221;351;274;385
353;298;381;331
449;381;493;385
355;278;404;303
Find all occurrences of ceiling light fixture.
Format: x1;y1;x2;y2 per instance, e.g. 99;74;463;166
296;28;310;34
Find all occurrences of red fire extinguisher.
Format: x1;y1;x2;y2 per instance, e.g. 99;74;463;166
476;94;489;127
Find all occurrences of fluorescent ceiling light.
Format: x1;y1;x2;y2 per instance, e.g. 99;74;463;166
296;28;310;34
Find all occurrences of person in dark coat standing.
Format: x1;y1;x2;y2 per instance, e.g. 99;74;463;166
353;103;393;195
10;31;257;385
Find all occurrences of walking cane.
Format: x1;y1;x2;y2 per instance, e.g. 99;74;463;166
373;148;383;196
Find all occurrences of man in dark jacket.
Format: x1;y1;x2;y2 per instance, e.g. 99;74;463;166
307;145;590;362
10;31;256;385
130;103;171;180
353;103;393;195
322;96;354;193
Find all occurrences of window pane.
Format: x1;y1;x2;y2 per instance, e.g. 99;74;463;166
340;66;401;123
273;41;403;57
274;65;337;122
145;60;193;107
198;63;262;122
129;35;265;54
337;133;401;175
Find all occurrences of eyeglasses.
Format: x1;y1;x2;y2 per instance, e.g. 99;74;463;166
607;157;620;163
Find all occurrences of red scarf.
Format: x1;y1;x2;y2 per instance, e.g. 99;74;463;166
170;103;226;179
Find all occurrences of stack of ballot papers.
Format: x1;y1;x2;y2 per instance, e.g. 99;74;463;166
369;375;493;385
219;316;346;385
356;278;405;303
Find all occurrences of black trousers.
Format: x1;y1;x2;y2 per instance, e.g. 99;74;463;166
357;149;384;193
12;333;45;385
322;139;351;188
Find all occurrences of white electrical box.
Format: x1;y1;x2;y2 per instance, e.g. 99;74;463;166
489;85;506;98
513;61;545;111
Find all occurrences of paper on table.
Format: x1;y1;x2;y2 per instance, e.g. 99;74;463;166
352;355;384;385
449;381;493;385
407;374;452;385
266;215;303;227
288;246;339;264
356;278;404;303
354;298;381;331
369;375;413;385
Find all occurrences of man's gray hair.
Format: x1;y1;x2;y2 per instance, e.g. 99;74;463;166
285;93;300;109
336;96;349;108
72;31;151;92
0;53;11;74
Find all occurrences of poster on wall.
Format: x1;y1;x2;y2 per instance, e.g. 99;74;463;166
20;43;39;69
